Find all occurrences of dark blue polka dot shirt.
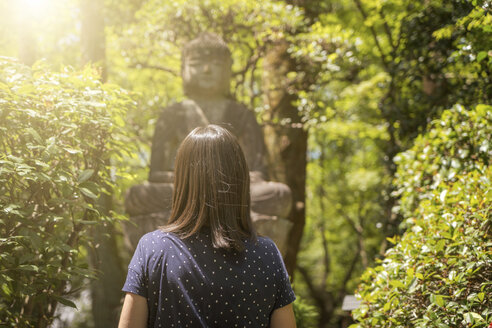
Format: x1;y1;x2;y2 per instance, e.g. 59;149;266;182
122;229;296;328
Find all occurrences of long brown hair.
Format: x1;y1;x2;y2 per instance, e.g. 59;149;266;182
161;125;256;251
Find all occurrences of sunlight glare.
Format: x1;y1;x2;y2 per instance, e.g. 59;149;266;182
17;0;51;20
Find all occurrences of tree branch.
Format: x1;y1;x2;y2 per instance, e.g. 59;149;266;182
353;0;389;70
317;150;331;289
297;264;329;307
130;62;178;76
337;248;360;304
378;7;395;50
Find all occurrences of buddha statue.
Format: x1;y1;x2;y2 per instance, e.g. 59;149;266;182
124;33;292;253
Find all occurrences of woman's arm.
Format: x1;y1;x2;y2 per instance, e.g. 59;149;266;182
118;293;148;328
270;303;296;328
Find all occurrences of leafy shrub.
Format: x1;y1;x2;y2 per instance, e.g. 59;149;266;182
394;104;491;219
352;104;492;328
0;58;134;327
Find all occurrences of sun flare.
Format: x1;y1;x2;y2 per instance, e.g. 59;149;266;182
17;0;51;20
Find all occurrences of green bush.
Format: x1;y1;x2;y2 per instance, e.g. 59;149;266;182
394;104;491;219
352;104;492;328
0;58;134;327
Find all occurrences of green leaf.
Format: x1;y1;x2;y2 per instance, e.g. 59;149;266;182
80;187;98;199
25;127;43;144
386;236;397;244
390;280;405;289
78;169;95;183
430;294;445;307
476;51;487;63
64;147;82;154
53;295;78;309
1;284;12;296
17;265;39;272
79;220;98;225
435;239;446;253
408;277;418;293
463;312;484;324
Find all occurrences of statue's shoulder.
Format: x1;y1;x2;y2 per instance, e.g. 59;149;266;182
225;99;256;120
180;99;202;111
158;99;208;129
226;99;249;111
160;100;185;111
158;102;180;116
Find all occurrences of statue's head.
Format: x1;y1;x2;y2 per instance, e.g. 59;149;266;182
181;33;232;99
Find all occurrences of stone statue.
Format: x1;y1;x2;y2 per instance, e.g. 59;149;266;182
124;33;292;254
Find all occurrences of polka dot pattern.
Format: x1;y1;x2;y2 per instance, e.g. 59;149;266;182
122;229;296;327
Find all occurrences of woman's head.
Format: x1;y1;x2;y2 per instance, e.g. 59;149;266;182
163;125;256;251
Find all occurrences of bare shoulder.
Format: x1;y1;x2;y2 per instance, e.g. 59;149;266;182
270;303;296;328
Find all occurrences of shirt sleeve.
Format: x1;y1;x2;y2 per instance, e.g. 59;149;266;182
272;242;296;310
122;236;148;298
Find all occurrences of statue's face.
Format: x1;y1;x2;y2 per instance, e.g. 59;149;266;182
182;49;231;98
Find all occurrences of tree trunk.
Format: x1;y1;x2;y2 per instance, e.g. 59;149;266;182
262;41;308;276
81;0;107;81
87;221;125;328
81;1;124;327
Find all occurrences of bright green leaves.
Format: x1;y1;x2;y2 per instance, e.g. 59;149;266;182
394;104;492;218
353;104;492;327
0;58;135;326
429;294;446;308
463;312;486;326
476;51;488;63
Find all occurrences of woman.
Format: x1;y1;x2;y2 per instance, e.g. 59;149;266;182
119;125;296;328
